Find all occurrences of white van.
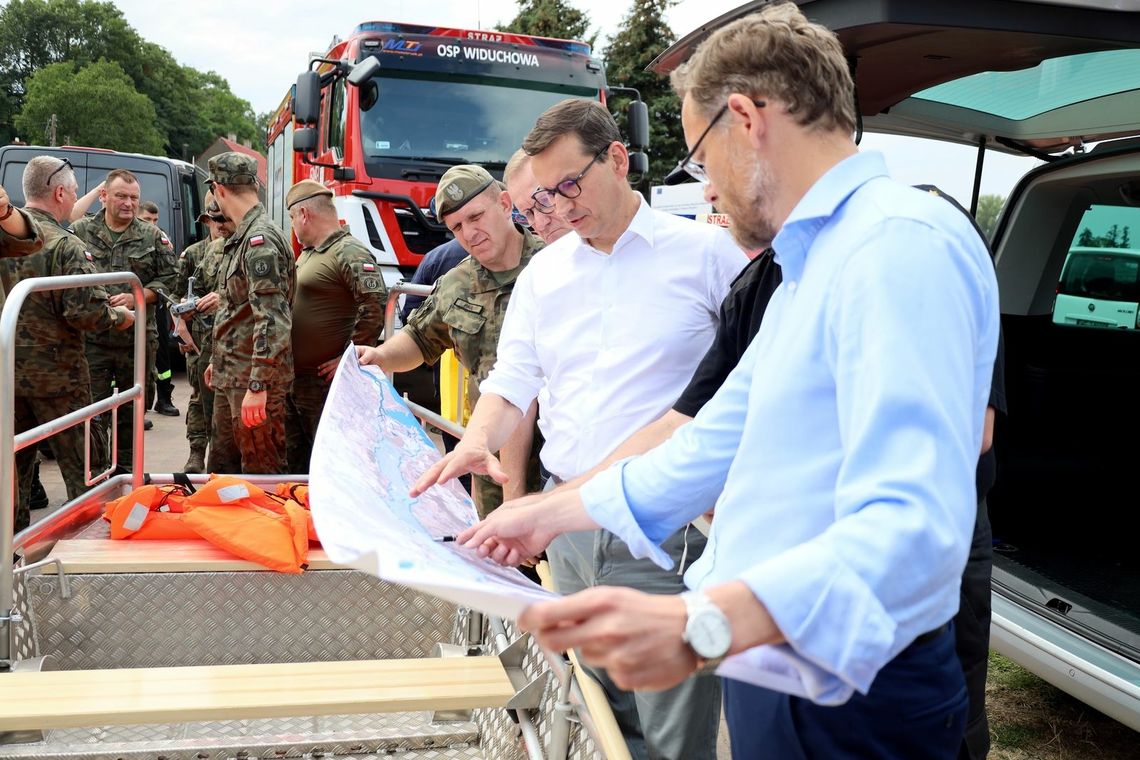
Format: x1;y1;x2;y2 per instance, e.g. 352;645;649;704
1053;247;1140;330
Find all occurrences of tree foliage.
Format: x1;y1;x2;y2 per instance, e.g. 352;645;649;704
1077;223;1132;249
15;59;164;153
974;194;1005;241
0;0;259;157
603;0;682;188
496;0;597;48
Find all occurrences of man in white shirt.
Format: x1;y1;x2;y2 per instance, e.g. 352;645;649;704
412;99;746;760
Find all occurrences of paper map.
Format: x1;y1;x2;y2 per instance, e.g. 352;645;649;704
309;346;556;618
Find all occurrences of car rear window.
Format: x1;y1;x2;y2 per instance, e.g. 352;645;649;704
1059;251;1140;300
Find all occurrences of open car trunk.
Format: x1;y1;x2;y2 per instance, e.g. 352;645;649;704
986;137;1140;664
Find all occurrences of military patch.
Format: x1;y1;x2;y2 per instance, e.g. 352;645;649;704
362;262;376;272
363;276;380;291
251;255;273;277
84;251;94;262
160;234;171;247
445;182;464;201
249;234;265;247
179;250;186;259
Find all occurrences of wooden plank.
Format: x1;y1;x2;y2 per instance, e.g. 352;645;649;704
0;657;514;731
46;538;340;573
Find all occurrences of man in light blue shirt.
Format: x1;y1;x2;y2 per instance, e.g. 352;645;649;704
454;4;999;757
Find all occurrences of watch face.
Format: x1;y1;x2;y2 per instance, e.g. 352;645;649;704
688;610;732;659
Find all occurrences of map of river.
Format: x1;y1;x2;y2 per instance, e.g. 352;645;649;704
310;347;556;618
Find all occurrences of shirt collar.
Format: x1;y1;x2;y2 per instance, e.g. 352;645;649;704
310;227;349;253
579;193;654;254
772;151;889;282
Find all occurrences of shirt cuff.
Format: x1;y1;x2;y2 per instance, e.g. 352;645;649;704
580;462;674;571
741;539;897;695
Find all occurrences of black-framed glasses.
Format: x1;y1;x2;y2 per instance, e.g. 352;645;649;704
675;99;765;184
208;214;227;223
46;157;72;187
517;199;552;226
531;146;610;212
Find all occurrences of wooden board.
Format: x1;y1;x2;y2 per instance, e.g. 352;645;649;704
0;657;514;731
46;538;340;574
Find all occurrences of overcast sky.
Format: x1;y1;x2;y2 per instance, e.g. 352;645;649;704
108;0;1039;203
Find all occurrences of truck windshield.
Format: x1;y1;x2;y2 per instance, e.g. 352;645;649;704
361;75;595;167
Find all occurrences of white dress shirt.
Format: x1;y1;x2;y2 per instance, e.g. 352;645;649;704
479;196;747;479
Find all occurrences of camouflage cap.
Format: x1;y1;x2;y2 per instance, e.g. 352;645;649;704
286;179;333;210
434;165;496;219
207;151;259;186
196;192;219;222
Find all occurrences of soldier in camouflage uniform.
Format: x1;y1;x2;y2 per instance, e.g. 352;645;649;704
203;152;295;474
73;168;177;472
285;179;386;473
357;165;543;517
2;157;133;531
174;195;234;473
0;180;45;298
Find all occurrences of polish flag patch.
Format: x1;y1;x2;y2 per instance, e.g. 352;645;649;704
84;251;94;262
362;262;376;271
249;235;265;246
160;234;171;247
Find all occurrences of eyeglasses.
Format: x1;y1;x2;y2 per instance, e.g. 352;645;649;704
46;158;72;187
675;99;765;184
517;201;551;226
208;214;228;223
531;146;610;212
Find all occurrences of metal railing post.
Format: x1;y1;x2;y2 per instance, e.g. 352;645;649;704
2;271;144;669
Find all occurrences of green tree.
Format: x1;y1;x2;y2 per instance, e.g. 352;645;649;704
0;0;259;157
15;59;164;153
603;0;683;188
974;194;1005;241
1078;227;1095;247
496;0;597;48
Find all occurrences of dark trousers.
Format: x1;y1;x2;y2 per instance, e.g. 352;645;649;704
955;499;994;759
724;626;967;759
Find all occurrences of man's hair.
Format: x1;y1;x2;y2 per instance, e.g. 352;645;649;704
23;155;75;202
503;148;530;187
105;168;140;188
522;99;621;158
671;2;856;135
140;201;159;215
294;193;336;216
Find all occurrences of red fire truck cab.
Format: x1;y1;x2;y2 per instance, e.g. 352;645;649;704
266;22;612;285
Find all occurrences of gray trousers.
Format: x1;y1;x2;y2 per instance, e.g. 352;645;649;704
547;521;721;760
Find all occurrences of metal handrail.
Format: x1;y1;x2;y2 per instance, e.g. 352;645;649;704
2;271;146;669
382;280;434;344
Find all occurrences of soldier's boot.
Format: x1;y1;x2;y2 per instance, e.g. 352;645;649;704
29;461;49;511
183;447;206;474
154;379;180;417
144;418;154;431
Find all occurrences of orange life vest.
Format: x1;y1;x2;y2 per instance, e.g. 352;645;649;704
103;476;317;573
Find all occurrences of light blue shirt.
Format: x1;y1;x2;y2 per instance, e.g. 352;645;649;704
580;151;1000;704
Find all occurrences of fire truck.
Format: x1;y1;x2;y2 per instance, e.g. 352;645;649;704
266;21;647;285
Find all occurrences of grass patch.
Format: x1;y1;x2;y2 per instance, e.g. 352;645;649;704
986;652;1139;759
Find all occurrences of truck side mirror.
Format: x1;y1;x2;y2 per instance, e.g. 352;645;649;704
628;151;649;178
627;100;649;151
348;56;382;87
294;71;321;126
293;127;317;153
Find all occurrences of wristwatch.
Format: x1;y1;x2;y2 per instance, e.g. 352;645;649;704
248;379;266;393
681;591;732;674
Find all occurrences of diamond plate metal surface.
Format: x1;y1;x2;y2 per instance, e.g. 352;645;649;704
466;617;603;760
25;570;455;670
0;712;479;759
10;563;37;662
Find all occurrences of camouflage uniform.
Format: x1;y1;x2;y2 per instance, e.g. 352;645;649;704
73;213;176;472
1;208;125;531
0;208;45;309
176;235;227;462
207;190;295;474
404;227;544;517
287;226;387;472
